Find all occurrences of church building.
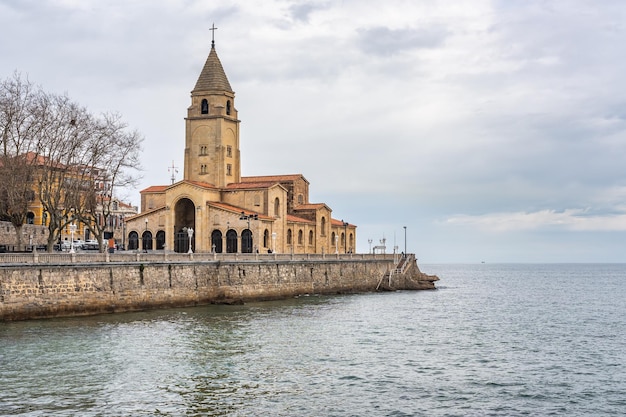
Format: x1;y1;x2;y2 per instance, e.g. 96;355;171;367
124;39;356;254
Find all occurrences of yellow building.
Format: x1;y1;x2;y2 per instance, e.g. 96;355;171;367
125;40;356;254
20;152;137;247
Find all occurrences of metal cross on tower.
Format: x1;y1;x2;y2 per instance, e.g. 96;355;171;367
210;23;218;47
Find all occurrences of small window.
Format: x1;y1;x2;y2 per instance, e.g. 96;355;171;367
201;99;209;114
298;230;303;245
274;198;280;217
201;164;207;174
287;229;292;245
226;164;232;176
297;194;303;204
226;100;231;115
226;145;232;157
200;145;207;156
309;230;314;245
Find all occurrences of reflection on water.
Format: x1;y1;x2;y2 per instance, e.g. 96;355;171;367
2;264;626;416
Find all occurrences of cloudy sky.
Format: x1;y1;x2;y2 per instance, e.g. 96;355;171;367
2;0;625;262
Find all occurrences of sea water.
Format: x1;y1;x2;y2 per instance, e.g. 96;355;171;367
1;263;625;416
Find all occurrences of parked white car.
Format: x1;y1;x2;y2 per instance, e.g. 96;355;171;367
84;239;100;250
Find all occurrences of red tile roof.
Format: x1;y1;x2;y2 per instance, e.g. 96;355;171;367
140;185;168;193
207;202;271;220
331;218;355;227
242;174;309;184
287;214;315;224
225;181;282;190
296;203;328;210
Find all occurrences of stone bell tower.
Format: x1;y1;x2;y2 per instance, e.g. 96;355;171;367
184;37;240;188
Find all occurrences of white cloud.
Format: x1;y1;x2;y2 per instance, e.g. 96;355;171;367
445;209;626;232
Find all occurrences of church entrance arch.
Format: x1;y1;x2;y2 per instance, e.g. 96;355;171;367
174;198;196;253
211;230;223;253
226;229;238;253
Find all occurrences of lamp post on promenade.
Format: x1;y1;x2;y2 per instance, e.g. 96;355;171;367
403;226;407;257
368;239;373;254
69;224;76;254
239;212;258;253
144;219;148;252
272;232;277;254
342;220;349;253
187;227;194;254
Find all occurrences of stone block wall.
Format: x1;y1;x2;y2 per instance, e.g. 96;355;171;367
0;258;405;321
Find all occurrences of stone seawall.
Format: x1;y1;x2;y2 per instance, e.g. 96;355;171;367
0;255;438;321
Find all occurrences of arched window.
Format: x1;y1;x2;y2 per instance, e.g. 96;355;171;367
226;229;238;253
42;212;47;226
274;198;280;217
26;212;35;224
156;231;166;250
263;229;270;248
142;231;153;250
331;232;336;249
287;229;292;245
298;230;303;245
297;194;304;204
226;100;231;115
309;230;314;245
128;231;139;250
321;217;326;236
349;233;354;253
242;229;253;253
211;229;223;253
201;99;209;114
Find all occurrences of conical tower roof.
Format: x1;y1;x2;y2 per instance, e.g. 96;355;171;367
193;45;233;93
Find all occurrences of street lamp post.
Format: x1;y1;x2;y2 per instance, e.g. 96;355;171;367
239;212;258;253
69;224;77;254
144;219;148;252
368;238;373;254
342;220;349;253
403;226;407;257
187;227;194;254
272;232;277;254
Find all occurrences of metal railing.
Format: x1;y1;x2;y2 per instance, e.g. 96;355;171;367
0;250;400;265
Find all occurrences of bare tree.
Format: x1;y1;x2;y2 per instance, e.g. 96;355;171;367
1;73;143;252
0;73;42;250
73;113;143;251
